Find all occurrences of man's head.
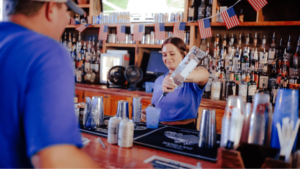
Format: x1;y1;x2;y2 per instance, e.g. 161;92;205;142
6;0;83;40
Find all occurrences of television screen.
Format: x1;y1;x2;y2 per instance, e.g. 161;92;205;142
146;51;168;75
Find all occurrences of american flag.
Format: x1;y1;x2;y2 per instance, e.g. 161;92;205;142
154;23;165;40
221;7;240;29
117;25;126;41
98;25;108;41
198;19;212;39
70;17;75;25
173;22;186;40
247;0;268;12
75;24;90;32
133;24;144;41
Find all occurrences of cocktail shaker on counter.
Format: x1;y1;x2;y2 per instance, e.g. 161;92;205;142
116;100;129;119
198;109;216;148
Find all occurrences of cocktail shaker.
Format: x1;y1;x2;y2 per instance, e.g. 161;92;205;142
198;109;216;148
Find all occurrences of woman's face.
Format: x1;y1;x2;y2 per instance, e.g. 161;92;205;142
162;43;183;71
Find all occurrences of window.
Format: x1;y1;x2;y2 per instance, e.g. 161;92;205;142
102;0;184;14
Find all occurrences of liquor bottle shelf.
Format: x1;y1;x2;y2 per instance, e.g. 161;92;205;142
105;43;136;48
77;4;90;8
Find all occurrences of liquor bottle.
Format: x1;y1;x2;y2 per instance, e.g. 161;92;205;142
206;0;213;18
253;48;259;71
238;71;247;103
259;63;269;89
215;34;220;46
259;36;268;69
247;71;257;103
232;47;240;71
76;62;83;83
271;75;281;106
216;7;220;22
211;72;223;100
239;9;244;22
281;63;289;78
68;32;72;50
281;76;289;89
72;33;76;46
277;38;285;71
77;32;82;55
268;32;276;62
238;33;242;49
188;0;195;22
225;71;236;100
203;71;213;98
245;33;250;47
268;63;277;91
254;70;259;88
223;34;227;55
286;35;292;58
63;32;68;49
94;56;100;84
198;0;206;20
296;35;300;56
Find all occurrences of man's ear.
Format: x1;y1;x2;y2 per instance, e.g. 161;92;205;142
44;2;56;21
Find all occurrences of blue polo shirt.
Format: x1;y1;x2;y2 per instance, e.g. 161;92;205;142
151;74;205;122
0;22;82;168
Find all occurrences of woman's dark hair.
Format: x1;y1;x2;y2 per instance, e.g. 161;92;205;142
161;37;187;58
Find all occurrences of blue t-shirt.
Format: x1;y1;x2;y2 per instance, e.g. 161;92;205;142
151;74;205;122
0;22;82;168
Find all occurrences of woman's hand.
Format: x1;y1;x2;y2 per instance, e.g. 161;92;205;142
162;75;177;93
141;109;146;122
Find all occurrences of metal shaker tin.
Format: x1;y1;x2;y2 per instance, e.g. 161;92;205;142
132;97;142;123
107;116;122;144
128;34;133;44
125;34;129;44
198;109;216;148
141;35;146;44
208;110;216;148
116;100;129;119
118;119;134;148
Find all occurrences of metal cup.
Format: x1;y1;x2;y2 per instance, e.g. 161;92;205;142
198;109;216;148
116;100;129;119
92;96;104;127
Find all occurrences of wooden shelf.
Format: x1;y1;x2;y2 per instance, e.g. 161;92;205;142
65;24;100;28
77;4;90;8
105;43;136;48
138;44;162;48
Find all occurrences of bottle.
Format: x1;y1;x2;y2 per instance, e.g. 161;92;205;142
238;74;248;102
259;63;269;89
238;33;242;49
216;7;220;22
268;63;277;91
211;72;223;100
271;75;281;106
204;71;213;98
280;76;289;89
206;0;213;18
276;38;285;70
247;71;257;103
76;62;83;83
239;9;244;22
170;46;206;86
225;71;237;100
286;35;292;59
188;0;195;22
63;32;68;49
198;0;206;20
268;32;276;62
223;34;227;55
254;70;259;88
296;35;300;56
233;47;240;71
259;36;268;69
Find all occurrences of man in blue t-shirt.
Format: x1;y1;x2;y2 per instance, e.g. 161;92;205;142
0;0;98;168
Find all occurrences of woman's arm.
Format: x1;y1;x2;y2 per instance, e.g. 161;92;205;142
184;67;209;86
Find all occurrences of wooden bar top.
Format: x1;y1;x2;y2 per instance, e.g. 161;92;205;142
75;83;227;110
81;133;218;168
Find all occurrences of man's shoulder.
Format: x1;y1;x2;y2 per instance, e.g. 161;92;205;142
0;22;65;55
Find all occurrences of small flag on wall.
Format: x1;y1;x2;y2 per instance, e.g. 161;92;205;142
221;7;240;29
117;25;126;41
133;24;145;41
247;0;268;12
154;23;166;40
98;25;108;41
75;24;90;32
198;19;212;39
173;22;186;40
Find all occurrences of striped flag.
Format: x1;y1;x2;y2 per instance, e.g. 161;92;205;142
98;25;108;41
154;23;166;40
198;19;212;39
221;7;240;29
133;24;144;41
117;25;126;41
173;22;186;40
75;24;90;32
70;17;75;25
247;0;268;12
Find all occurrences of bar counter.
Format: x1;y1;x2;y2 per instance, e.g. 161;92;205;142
81;133;218;168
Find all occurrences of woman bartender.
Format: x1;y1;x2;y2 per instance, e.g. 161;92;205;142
141;37;209;129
